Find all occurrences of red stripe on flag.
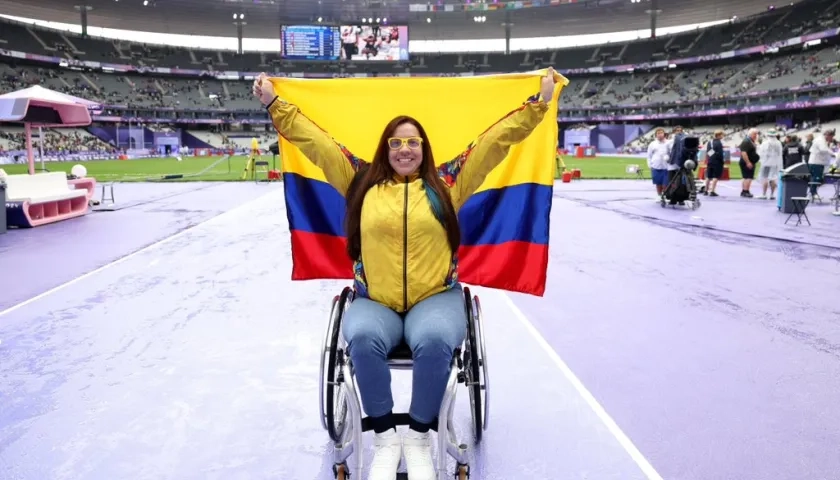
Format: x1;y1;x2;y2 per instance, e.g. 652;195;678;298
290;230;354;280
459;241;548;296
289;233;549;296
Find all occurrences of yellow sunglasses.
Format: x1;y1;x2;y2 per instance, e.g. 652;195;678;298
387;137;423;150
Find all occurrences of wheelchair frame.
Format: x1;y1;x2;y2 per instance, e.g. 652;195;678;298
319;286;489;480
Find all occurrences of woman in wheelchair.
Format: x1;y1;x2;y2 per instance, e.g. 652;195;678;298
253;70;559;480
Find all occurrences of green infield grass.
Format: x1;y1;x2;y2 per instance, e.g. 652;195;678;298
0;154;743;181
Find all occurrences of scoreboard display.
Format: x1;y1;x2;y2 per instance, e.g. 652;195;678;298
281;25;341;61
338;25;409;61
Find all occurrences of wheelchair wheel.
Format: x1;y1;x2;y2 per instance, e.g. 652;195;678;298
463;287;488;443
319;295;339;432
322;286;353;442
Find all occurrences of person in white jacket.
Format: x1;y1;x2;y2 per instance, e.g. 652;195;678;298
807;129;837;197
647;127;671;196
757;130;784;200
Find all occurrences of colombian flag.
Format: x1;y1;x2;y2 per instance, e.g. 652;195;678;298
272;70;568;296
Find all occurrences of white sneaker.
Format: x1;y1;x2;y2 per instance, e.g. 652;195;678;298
368;429;401;480
403;430;435;480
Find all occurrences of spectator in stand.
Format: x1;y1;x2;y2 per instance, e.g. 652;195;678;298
806;129;837;197
738;128;760;198
703;130;725;197
757;130;783;200
646;127;670;197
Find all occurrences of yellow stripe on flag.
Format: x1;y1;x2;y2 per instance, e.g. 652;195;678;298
270;69;568;190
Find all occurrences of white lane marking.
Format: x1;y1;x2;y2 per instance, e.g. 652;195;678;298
499;291;664;480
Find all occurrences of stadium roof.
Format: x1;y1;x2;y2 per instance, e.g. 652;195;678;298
0;0;802;40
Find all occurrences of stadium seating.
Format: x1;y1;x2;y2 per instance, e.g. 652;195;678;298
0;0;838;114
1;42;836;115
0;0;838;157
4;172;91;228
0;0;836;75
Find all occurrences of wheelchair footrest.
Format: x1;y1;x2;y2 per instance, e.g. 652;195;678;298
361;413;439;432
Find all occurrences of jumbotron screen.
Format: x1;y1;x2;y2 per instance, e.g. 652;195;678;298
338;25;409;61
281;25;341;61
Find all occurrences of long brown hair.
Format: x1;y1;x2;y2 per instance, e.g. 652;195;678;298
344;115;461;261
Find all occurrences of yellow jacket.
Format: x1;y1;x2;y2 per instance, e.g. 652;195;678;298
268;94;549;312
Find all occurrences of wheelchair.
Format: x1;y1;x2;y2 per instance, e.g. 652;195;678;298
319;286;490;480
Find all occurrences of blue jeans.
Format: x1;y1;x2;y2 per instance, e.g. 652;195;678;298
342;285;467;425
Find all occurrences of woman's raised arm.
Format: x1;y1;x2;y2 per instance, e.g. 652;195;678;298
438;69;559;210
254;73;364;196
